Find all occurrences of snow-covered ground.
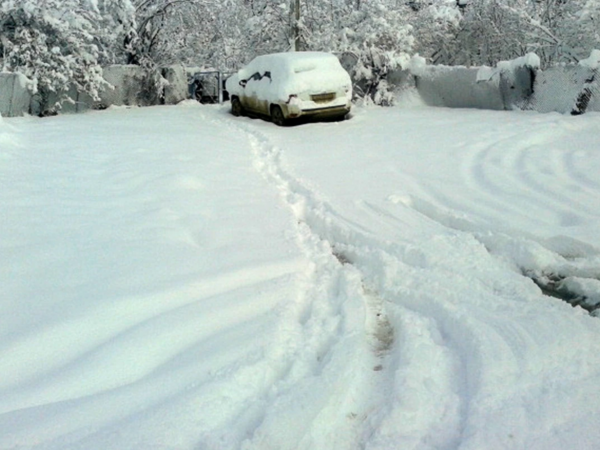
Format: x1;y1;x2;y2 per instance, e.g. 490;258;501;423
1;101;599;450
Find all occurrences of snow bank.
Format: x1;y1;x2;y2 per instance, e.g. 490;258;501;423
579;49;600;70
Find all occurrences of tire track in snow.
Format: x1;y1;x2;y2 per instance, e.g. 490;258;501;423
222;116;475;449
563;146;600;190
243;129;398;448
458;124;598;229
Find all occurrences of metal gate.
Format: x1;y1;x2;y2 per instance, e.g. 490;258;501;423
188;71;233;104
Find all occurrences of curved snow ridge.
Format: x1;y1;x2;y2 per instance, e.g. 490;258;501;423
454;117;600;236
344;194;600;449
0;262;299;413
393;188;600;315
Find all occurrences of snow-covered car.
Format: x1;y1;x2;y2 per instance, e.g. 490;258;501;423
226;52;352;125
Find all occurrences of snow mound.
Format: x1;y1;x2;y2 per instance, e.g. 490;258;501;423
579;49;600;70
496;52;541;72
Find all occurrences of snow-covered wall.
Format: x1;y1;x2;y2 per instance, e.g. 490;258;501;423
99;65;189;107
0;73;32;117
409;54;539;111
496;54;539;110
531;65;599;114
414;66;505;110
98;65;162;108
162;65;188;105
30;86;95;116
1;65;194;116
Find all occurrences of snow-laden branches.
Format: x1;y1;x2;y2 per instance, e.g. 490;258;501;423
1;0;599;110
0;0;108;113
422;0;600;68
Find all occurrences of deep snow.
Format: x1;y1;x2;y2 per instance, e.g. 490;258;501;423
1;102;599;450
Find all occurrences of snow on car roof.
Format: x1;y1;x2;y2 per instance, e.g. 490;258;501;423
249;51;342;72
253;51;339;62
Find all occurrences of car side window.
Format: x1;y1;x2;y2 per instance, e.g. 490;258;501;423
248;72;271;82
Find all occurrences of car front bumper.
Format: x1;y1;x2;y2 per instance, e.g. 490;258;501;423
283;102;351;119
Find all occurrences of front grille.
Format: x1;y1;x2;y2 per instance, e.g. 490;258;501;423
311;93;336;103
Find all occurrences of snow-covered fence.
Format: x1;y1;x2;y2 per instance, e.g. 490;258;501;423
409;54;538;111
162;65;188;105
496;57;537;110
30;86;95;116
1;65;189;117
98;65;159;108
531;67;594;114
531;51;600;114
0;73;32;117
407;51;600;114
413;66;505;110
98;65;188;108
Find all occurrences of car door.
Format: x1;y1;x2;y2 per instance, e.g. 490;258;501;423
241;71;271;115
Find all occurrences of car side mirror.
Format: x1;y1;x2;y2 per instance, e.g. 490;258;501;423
239;80;247;88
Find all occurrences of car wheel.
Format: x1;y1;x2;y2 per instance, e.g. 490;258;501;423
231;97;244;117
270;105;286;126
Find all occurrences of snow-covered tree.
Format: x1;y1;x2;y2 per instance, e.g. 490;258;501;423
95;0;138;65
309;0;414;105
438;0;600;68
0;0;106;114
411;0;463;65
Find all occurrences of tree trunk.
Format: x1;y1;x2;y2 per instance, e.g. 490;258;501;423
292;0;300;51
